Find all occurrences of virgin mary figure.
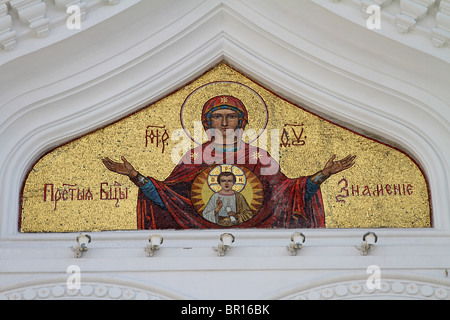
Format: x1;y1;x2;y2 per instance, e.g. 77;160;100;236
102;95;355;230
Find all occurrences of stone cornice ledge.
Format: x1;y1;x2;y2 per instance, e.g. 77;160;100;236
0;0;141;64
313;0;450;61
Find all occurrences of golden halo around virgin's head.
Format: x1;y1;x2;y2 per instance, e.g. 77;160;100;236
180;81;268;145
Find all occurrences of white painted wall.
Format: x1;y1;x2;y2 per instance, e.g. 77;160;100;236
0;0;449;300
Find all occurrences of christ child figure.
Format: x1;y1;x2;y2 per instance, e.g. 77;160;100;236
202;171;253;226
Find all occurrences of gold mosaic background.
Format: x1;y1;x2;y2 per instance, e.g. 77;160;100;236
20;63;431;232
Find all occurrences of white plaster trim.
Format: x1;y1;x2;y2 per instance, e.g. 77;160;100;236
0;276;187;300
277;273;450;300
0;0;141;62
2;273;449;300
313;0;450;59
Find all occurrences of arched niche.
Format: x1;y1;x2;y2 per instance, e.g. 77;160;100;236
1;1;448;239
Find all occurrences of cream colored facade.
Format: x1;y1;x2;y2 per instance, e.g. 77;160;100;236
0;0;449;300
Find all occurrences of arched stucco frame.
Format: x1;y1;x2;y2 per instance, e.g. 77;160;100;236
274;272;450;300
0;276;188;300
0;0;449;300
1;0;448;236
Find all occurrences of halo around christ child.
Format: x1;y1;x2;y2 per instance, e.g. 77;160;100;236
207;164;247;193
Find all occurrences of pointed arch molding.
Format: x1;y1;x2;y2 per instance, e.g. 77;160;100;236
0;0;449;238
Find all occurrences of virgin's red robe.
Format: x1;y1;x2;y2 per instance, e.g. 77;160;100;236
137;142;325;230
